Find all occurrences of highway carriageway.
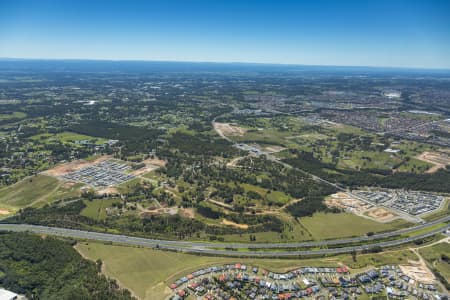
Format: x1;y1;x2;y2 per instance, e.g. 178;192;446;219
3;215;448;250
0;222;448;257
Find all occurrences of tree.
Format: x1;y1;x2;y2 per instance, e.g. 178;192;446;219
351;250;357;262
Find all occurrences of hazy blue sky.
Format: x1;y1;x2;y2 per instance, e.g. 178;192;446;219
1;0;449;68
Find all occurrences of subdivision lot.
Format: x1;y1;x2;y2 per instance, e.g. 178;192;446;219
75;242;418;300
356;189;445;216
59;159;135;188
42;155;112;177
326;193;398;223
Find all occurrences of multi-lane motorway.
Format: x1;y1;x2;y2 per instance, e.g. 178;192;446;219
0;218;448;257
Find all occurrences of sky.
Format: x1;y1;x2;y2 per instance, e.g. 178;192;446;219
0;0;450;69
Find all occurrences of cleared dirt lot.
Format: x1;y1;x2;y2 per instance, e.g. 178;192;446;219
400;261;435;284
262;145;286;153
131;158;166;176
97;186;119;195
326;192;398;223
221;218;249;229
214;122;247;136
43;155;112;177
180;208;195;219
325;192;372;214
140;207;178;218
417;151;450;173
366;207;397;222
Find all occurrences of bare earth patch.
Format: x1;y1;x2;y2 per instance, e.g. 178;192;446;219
43;155;112;177
226;157;245;168
221;218;249;229
180;208;195;219
400;261;435;284
366;207;397;222
0;209;10;215
131;158;166;176
62;181;77;188
326;192;398;223
326;192;372;214
263;145;287;153
214;122;247;136
417;151;450;173
206;198;234;210
142;158;166;167
97;187;119;195
140;207;179;218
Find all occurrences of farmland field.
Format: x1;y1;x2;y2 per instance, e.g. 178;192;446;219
299;212;408;239
0;111;26;121
81;198;122;221
30;131;108;145
0;174;60;210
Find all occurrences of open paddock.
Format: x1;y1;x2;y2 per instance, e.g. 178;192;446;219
417;151;450;173
365;207;397;222
214;122;247;137
42;155;112;177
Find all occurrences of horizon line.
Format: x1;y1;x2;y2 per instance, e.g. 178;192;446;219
1;56;450;72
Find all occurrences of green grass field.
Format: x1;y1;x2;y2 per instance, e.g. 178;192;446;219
0;174;60;211
0;111;26;121
30;131;107;145
299;212;406;240
239;183;291;205
80;198;122;221
39;182;84;205
117;177;144;194
419;242;450;282
219;211;408;243
76;242;418;300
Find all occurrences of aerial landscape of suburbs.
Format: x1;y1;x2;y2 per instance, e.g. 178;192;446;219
0;0;450;300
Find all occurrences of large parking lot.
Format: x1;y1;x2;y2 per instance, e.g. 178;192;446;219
61;159;134;187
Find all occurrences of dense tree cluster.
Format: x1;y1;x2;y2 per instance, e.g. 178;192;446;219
0;232;134;300
284;150;450;193
5;199;283;240
70;120;161;157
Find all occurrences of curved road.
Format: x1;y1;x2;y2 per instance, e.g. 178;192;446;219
0;221;448;257
1;214;448;250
